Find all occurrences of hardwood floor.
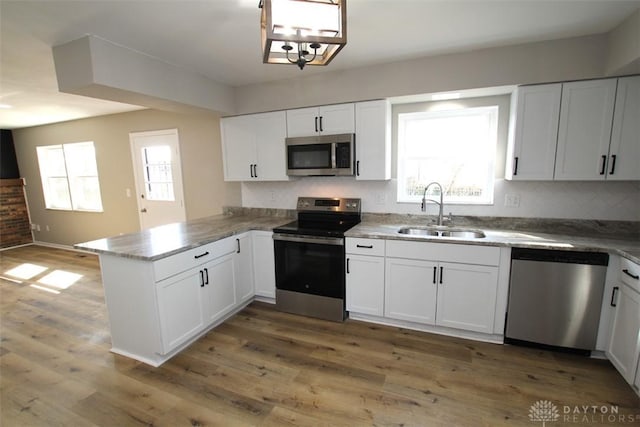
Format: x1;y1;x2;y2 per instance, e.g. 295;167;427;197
1;245;638;426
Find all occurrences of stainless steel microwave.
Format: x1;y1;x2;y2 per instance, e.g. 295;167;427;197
286;133;355;176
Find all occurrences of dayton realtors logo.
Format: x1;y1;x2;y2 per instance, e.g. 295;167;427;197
528;400;640;425
529;400;560;426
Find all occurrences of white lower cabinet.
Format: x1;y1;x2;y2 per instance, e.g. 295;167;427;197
205;253;237;323
607;283;640;385
385;258;498;333
156;266;207;354
346;254;386;316
606;257;640;388
99;233;260;366
435;262;498;334
156;251;238;355
385;258;437;323
234;232;254;303
384;240;501;335
156;245;238;355
252;230;276;299
345;238;386;316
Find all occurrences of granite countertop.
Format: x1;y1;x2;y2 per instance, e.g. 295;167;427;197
74;214;292;261
346;221;640;264
75;209;640;265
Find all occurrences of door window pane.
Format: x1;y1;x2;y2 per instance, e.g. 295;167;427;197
142;146;175;201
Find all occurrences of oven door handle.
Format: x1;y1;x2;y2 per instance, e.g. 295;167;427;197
272;233;344;246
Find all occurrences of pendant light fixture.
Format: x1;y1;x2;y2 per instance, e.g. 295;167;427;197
259;0;347;70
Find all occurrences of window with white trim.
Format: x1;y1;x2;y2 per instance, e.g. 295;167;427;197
397;106;498;204
36;142;103;212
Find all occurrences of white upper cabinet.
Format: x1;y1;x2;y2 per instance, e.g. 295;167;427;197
554;79;617;180
505;84;561;180
355;100;391;180
221;111;289;181
608;75;640;181
286;103;355;137
221;115;256;181
506;76;639;182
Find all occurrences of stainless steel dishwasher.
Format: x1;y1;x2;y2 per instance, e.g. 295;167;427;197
505;248;609;352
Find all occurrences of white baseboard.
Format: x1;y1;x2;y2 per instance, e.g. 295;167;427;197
0;242;34;252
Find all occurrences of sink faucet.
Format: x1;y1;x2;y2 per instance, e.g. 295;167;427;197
422;182;444;226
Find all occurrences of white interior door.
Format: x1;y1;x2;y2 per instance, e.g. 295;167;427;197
130;129;186;230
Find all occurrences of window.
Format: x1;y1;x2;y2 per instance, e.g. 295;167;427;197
36;142;103;212
397;106;498;204
141;145;175;201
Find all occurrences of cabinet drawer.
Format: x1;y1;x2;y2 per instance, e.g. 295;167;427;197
346;238;385;256
386;240;500;266
154;236;238;282
620;257;640;293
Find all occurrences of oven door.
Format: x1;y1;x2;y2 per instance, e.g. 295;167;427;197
273;234;345;299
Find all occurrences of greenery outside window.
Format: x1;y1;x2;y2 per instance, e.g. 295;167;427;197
397;106;498;204
36;142;103;212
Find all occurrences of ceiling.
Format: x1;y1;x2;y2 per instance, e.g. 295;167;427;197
1;0;639;130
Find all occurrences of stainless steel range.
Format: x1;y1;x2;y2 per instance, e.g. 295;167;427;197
272;197;361;322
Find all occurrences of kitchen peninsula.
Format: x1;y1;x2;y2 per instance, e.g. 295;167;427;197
76;213;291;366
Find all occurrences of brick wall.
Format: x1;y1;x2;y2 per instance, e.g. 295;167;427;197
0;179;33;248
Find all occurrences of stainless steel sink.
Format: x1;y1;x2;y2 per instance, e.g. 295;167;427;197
397;227;485;239
397;228;440;236
440;230;485;239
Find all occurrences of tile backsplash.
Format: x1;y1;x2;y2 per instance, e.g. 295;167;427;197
241;178;640;221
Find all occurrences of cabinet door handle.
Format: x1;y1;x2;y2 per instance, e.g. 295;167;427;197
513;157;519;176
194;251;210;259
319;116;323;132
315;116;318;132
599;155;607;175
346;258;350;274
356;244;373;249
249;164;254;178
609;155;617;175
433;266;437;284
253;164;258;178
623;269;639;280
236;238;241;253
200;270;205;287
204;268;209;285
439;266;443;284
610;286;619;307
356;160;360;176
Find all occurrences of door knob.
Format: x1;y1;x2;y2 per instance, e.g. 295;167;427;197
140;208;147;213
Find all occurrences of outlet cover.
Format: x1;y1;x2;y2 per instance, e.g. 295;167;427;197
504;194;521;208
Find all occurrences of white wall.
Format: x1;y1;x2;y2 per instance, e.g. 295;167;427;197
240;93;640;222
240;178;639;221
606;9;640;76
234;34;607;115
